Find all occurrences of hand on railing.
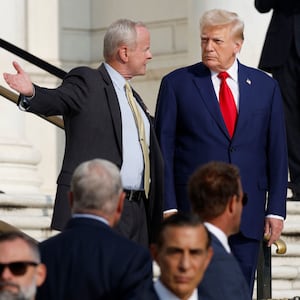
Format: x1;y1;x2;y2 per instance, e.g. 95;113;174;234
0;85;64;129
264;234;287;254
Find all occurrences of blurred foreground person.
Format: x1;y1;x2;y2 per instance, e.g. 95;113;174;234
0;231;46;300
37;159;153;300
150;213;213;300
189;161;251;299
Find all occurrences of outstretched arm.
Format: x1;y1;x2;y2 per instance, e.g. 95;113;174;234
3;61;34;96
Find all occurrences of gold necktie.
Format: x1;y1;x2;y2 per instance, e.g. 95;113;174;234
124;82;150;198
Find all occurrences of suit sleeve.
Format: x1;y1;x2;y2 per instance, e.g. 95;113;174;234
155;76;178;210
27;67;91;116
266;81;288;218
118;247;154;300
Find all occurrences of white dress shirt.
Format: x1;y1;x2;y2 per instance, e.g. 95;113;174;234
204;222;231;253
211;59;239;109
104;63;150;191
154;278;198;300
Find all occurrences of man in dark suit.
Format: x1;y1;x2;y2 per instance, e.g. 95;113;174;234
36;158;154;300
3;19;163;246
150;213;213;300
155;9;288;292
255;0;300;201
189;161;251;300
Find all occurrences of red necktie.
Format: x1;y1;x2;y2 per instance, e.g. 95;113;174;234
218;72;237;138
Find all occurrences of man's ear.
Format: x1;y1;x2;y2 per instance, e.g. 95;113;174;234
36;263;47;287
116;191;125;215
118;45;129;62
227;195;237;214
204;246;214;270
234;39;243;54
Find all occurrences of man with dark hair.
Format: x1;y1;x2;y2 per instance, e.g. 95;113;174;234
188;161;251;299
150;213;213;300
0;231;46;300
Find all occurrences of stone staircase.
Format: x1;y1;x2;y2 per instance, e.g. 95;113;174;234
265;201;300;299
0;193;300;299
0;192;57;241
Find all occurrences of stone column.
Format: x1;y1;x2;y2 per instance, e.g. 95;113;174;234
0;0;42;194
0;0;59;240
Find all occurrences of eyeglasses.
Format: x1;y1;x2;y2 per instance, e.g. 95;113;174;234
0;261;38;276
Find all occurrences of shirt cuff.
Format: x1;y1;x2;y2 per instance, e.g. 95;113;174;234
265;214;284;221
163;209;178;215
18;87;35;111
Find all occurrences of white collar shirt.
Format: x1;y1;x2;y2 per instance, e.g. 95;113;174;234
154;278;198;300
211;59;239;109
104;63;150;190
204;222;231;253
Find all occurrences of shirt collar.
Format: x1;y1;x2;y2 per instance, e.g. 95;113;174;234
204;222;231;253
104;62;126;91
211;59;238;82
72;213;109;226
154;279;198;300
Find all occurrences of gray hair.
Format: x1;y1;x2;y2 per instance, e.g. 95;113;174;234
0;231;40;263
103;18;147;61
200;9;244;41
70;159;123;215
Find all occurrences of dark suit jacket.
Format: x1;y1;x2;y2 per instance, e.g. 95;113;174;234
22;64;163;239
155;61;287;240
36;217;154;300
255;0;300;71
198;234;251;300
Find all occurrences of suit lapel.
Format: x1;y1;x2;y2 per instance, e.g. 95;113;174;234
193;62;255;141
235;63;253;140
192;65;230;138
98;64;122;155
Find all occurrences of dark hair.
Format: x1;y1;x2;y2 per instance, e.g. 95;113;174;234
154;213;211;249
0;231;40;262
188;161;240;220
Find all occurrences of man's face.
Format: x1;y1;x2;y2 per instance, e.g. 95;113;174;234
0;238;46;300
153;225;213;299
126;26;152;77
201;24;243;72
